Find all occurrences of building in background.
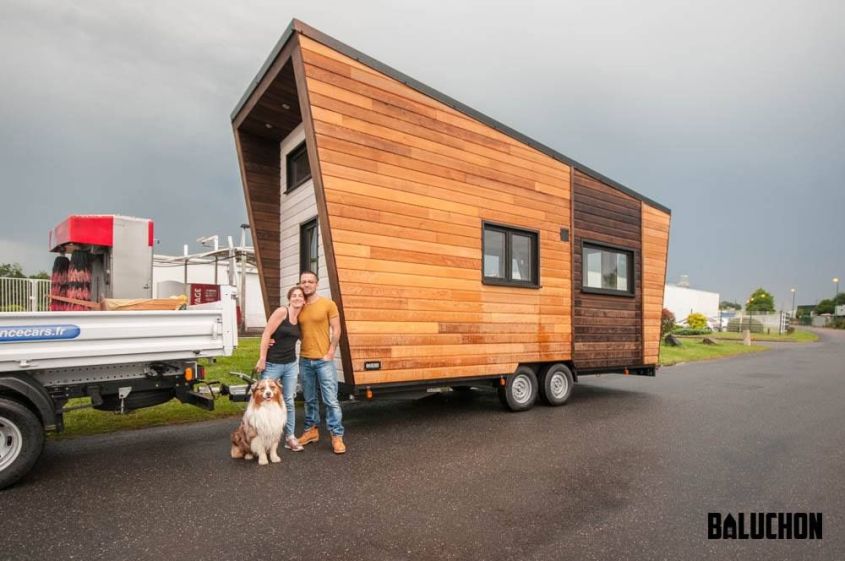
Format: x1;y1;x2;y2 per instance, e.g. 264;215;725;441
152;244;266;334
663;281;720;323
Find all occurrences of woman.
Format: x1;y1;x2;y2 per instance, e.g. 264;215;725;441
255;286;306;452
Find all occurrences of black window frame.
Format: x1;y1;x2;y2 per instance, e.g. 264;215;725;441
481;222;540;288
300;218;319;278
580;240;636;297
285;141;312;193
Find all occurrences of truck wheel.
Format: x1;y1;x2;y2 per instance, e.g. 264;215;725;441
0;397;45;490
539;363;574;406
497;367;538;412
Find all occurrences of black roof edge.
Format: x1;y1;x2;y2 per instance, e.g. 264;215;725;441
232;19;671;215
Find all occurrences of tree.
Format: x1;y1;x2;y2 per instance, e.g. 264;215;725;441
746;288;775;312
815;299;834;315
0;263;25;278
835;293;845;307
0;263;48;279
719;300;741;310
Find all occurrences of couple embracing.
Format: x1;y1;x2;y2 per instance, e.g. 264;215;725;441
254;271;346;454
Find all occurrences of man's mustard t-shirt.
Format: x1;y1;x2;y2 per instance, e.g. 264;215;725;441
298;297;339;359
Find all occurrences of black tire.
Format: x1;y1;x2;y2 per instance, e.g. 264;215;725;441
538;363;574;406
93;389;174;412
497;366;538;412
0;397;45;490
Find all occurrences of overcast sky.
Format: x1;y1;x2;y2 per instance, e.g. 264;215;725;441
1;0;843;308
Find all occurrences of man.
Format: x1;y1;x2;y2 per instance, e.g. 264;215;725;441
296;270;346;454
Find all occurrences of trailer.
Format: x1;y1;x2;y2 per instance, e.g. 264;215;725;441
0;287;238;489
232;20;671;409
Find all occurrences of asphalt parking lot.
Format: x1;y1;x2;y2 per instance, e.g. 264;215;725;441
2;330;843;561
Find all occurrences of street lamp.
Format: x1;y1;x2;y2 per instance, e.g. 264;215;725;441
835;278;840;318
790;288;796;317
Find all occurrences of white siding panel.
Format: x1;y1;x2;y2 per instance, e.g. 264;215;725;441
279;125;346;382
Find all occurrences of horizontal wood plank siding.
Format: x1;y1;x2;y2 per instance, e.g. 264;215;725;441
573;170;643;369
641;203;670;364
299;35;573;385
237;129;282;313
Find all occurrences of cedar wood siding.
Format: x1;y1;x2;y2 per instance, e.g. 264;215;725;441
641;204;670;364
572;170;643;369
297;34;574;385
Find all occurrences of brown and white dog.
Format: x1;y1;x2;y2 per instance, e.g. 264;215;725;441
230;378;286;465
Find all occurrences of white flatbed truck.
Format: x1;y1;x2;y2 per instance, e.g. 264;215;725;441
0;287;238;489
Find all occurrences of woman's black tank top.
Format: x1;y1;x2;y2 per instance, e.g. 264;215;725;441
266;311;300;364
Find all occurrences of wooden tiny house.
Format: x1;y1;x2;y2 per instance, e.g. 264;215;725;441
232;20;670;409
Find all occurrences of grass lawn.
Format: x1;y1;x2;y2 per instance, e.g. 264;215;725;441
54;338;261;439
659;339;767;366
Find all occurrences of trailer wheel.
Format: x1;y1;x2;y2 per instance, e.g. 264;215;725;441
497;367;538;412
539;363;574;406
0;397;45;490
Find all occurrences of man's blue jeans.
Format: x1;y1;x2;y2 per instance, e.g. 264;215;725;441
300;358;344;436
260;361;298;438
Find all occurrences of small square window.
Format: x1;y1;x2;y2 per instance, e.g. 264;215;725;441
582;242;634;296
482;223;539;287
286;142;311;192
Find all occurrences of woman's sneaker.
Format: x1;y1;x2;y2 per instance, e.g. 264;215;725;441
285;436;304;452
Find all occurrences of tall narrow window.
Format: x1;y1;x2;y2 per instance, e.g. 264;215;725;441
300;219;319;277
482;223;539;287
286;141;311;192
582;242;634;295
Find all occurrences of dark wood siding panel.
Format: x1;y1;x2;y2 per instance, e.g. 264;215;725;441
573;169;643;369
237;130;282;314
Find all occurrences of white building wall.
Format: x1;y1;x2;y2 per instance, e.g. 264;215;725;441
279;125;346;382
152;260;266;331
663;285;720;321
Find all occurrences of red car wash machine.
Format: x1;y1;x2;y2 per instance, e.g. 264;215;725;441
48;215;154;310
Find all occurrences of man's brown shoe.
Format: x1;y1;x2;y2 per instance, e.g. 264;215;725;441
331;435;346;454
299;427;319;446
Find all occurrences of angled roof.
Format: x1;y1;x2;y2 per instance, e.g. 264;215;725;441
232;19;671;214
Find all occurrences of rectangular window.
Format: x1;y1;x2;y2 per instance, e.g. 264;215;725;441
482;223;539;287
582;242;634;295
286;141;311;192
300;218;319;277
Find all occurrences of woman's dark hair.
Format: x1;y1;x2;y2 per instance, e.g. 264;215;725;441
287;286;305;300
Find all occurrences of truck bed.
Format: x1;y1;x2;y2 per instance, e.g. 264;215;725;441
0;289;237;372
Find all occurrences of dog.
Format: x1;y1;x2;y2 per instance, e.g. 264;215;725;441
230;378;286;465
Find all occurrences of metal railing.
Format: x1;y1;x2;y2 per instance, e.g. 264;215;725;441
725;311;790;335
0;277;51;312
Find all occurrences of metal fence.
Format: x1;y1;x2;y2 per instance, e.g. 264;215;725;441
0;277;51;312
725;311;790;335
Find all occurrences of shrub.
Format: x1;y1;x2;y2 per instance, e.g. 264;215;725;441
661;308;675;337
686;312;709;330
832;318;845;330
673;327;712;336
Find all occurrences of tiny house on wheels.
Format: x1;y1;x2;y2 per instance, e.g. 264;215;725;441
232;20;671;411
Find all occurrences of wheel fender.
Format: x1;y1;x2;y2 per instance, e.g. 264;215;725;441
0;374;55;430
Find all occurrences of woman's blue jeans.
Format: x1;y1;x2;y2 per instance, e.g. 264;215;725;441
260;361;298;438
